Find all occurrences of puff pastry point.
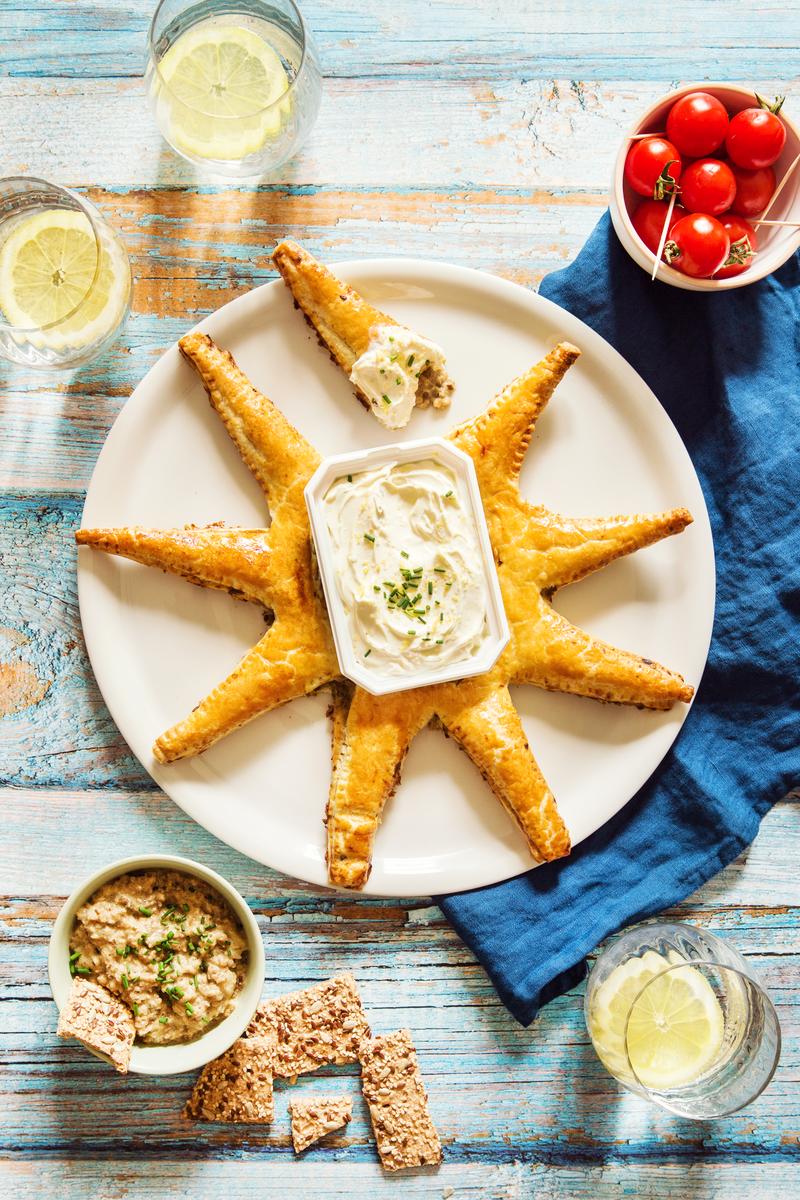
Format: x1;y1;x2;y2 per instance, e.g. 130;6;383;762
271;239;455;429
75;331;340;763
325;342;695;889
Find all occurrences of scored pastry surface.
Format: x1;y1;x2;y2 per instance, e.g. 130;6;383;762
75;333;694;890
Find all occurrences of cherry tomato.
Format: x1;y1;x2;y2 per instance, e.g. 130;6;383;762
631;198;686;254
679;158;737;215
728;162;776;217
625;137;682;198
666;92;729;157
714;215;758;279
664;213;730;278
725;95;787;169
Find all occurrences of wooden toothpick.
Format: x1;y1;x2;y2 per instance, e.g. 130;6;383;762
652;190;678;280
754;149;800;227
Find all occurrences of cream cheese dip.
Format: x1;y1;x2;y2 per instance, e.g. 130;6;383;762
349;326;448;430
323;458;489;675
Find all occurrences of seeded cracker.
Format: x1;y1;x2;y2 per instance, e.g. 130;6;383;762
359;1029;442;1171
183;1034;276;1123
56;977;136;1073
289;1096;352;1152
245;971;370;1077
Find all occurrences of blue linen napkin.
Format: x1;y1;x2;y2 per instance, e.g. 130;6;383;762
435;210;800;1026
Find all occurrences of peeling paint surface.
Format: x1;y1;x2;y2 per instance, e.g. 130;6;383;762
2;0;800;1194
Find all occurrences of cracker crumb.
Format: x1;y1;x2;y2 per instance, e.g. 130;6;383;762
359;1028;442;1171
183;1034;276;1123
245;972;369;1077
289;1095;352;1152
56;978;135;1074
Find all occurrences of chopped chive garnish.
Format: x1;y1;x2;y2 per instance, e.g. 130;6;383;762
440;612;444;621
373;585;380;592
433;567;445;573
347;474;352;482
186;1003;194;1016
436;639;443;644
159;1016;168;1024
390;354;398;362
425;358;430;365
69;951;81;963
182;904;189;913
407;355;415;366
201;1017;210;1024
364;648;372;657
428;582;433;595
407;630;416;636
116;947;125;956
446;581;453;587
122;974;129;988
401;551;409;559
389;336;395;342
445;490;453;497
364;533;375;543
194;975;199;989
76;967;92;975
382;395;391;404
133;1002;139;1017
138;906;152;917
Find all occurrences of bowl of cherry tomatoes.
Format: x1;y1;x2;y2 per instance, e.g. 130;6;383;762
610;83;800;290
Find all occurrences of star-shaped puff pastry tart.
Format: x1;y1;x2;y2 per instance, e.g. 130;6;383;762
76;334;693;891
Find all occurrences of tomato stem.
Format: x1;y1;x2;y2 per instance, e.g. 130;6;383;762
755;92;785;115
722;236;756;268
653;160;680;201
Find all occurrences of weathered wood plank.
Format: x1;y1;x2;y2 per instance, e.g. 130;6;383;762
3;78;799;189
0;496;154;790
4;1160;800;1200
2;0;799;79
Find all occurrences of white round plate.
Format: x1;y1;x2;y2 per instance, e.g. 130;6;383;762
78;260;715;897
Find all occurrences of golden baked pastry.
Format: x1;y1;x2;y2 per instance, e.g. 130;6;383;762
271;240;455;428
325;343;694;888
76;332;694;893
76;331;339;761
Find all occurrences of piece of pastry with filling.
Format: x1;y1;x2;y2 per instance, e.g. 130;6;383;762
271;239;454;430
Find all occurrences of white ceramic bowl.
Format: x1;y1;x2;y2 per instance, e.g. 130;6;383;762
48;854;265;1075
304;436;510;696
610;82;800;290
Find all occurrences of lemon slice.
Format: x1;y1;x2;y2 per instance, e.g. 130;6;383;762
0;210;129;351
589;950;724;1089
157;25;290;160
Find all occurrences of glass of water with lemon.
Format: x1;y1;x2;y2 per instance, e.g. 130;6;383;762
0;177;131;371
145;0;322;177
585;922;781;1118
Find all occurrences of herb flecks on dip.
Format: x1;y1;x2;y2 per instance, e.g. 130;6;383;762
69;869;249;1045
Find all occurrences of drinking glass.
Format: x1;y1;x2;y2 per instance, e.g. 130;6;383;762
0;177;131;371
145;0;323;178
585;922;781;1119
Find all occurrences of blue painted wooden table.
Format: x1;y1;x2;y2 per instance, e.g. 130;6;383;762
2;2;800;1195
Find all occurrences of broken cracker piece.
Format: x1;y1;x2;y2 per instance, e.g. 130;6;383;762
56;977;136;1074
359;1029;442;1171
183;1034;276;1123
245;971;370;1077
289;1095;353;1152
